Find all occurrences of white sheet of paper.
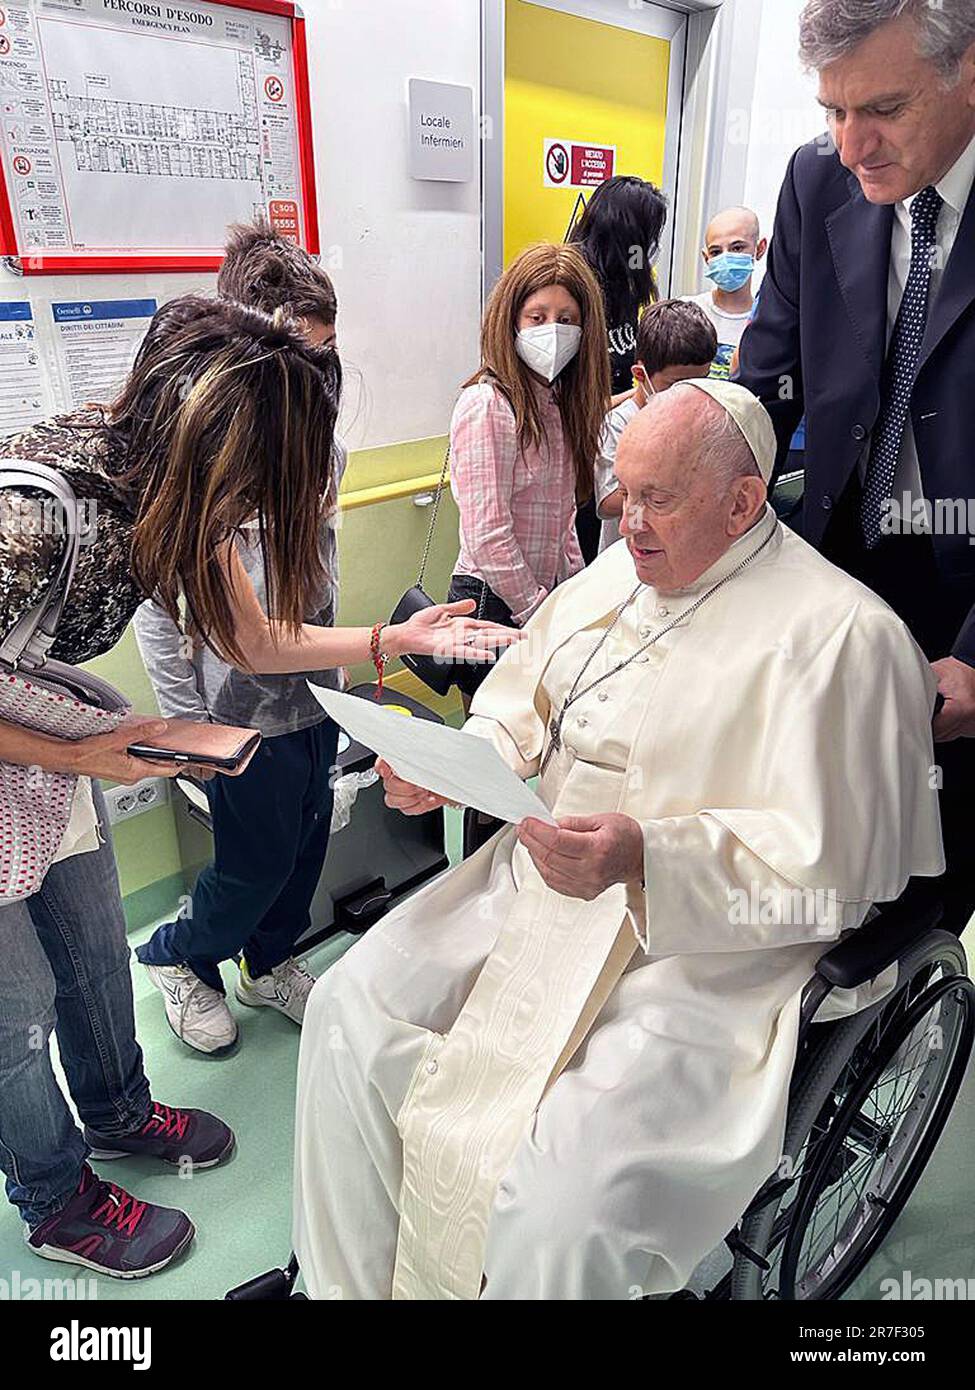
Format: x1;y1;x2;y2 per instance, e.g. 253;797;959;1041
308;685;556;827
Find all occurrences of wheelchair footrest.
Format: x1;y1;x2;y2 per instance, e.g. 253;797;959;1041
725;1227;771;1272
225;1268;294;1300
225;1253;300;1300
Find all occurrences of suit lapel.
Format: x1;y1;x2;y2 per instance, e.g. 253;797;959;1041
917;180;975;373
825;172;894;381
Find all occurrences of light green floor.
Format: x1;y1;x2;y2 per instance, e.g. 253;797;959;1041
1;817;973;1301
0;810;467;1302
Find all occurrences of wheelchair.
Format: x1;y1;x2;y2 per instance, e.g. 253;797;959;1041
717;883;972;1300
226;810;974;1302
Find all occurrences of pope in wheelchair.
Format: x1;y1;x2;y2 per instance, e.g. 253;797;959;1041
291;380;950;1301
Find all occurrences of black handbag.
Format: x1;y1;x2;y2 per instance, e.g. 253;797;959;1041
390;442;487;697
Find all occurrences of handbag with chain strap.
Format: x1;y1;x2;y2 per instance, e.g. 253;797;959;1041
390;438;487;697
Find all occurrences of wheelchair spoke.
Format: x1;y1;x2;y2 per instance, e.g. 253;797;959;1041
804;1141;874;1271
733;944;974;1304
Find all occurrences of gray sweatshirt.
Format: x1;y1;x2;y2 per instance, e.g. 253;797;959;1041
134;439;347;739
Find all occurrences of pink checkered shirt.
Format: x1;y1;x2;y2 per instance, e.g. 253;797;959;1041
449;380;584;626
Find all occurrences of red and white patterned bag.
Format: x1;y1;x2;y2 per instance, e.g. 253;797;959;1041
0;460;130;900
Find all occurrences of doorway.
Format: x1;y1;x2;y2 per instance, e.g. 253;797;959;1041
482;0;690;298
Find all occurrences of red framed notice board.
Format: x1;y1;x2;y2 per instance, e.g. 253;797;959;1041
0;0;318;273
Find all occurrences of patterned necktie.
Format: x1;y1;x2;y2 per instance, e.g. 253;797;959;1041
860;184;944;547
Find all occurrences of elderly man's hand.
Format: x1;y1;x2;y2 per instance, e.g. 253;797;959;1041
932;657;975;741
517;813;645;901
375;758;458;815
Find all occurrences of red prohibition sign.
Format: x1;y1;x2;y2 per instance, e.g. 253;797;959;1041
264;75;284;103
546;142;569;185
12;154;30;175
0;34;10;56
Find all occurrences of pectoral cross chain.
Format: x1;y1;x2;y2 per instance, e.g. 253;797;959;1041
537;525;776;777
541;699;569;775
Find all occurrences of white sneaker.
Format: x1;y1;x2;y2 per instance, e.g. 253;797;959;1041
143;962;238;1055
234;957;316;1025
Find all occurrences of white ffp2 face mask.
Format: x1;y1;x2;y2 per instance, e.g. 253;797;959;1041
515;322;583;381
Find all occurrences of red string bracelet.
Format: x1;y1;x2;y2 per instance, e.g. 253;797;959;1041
370;621;388;700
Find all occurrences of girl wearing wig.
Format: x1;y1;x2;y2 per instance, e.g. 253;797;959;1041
447;243;611;704
0;296;518;1281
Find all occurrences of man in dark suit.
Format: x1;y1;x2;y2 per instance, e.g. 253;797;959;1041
736;0;975;935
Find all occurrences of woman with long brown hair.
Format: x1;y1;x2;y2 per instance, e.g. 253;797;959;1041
0;293;518;1282
446;242;610;704
132;236;349;1055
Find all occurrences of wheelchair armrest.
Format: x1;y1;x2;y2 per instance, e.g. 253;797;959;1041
814;885;943;992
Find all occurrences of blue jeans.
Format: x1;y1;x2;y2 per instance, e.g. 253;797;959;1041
0;783;152;1227
137;719;339;993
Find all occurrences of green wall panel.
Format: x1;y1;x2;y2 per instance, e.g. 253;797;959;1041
336;487;461;685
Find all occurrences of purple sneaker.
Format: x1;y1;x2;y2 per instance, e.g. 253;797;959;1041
26;1164;194;1278
84;1101;235;1170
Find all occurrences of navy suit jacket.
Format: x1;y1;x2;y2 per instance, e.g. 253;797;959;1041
735;138;975;665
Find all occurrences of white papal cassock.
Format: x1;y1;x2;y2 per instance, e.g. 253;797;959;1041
293;505;943;1300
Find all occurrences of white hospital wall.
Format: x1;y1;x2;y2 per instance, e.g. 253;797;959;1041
1;1;824;437
0;0;481;452
303;0;482;451
741;0;826;246
679;0;825;296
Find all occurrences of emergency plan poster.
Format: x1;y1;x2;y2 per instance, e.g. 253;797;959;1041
0;0;307;261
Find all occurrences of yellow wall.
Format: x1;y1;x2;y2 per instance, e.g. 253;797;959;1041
504;0;671;262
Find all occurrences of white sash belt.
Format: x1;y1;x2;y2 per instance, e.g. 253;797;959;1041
392;878;636;1300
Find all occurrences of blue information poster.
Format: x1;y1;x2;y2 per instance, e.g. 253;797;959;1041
0;301;45;437
51;298;157;411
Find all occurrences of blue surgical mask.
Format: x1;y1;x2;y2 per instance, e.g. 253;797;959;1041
704;252;755;292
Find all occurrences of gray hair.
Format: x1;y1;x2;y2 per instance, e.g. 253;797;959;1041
695;406;762;489
642;386;762;490
799;0;975;82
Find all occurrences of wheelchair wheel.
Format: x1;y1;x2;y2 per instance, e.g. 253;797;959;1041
731;930;975;1301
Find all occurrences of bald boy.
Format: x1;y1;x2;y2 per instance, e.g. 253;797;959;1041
682;205;767;379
